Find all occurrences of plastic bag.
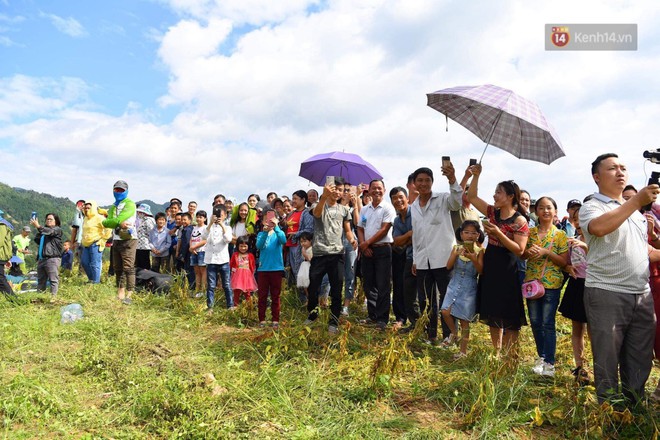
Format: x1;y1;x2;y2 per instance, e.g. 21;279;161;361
60;303;84;324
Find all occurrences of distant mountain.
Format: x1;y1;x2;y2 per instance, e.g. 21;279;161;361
136;199;169;215
0;182;171;229
0;182;76;229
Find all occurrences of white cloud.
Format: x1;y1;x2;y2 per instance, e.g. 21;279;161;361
0;13;24;46
2;0;660;213
0;75;90;121
0;14;25;23
0;35;14;46
42;13;87;38
162;0;320;25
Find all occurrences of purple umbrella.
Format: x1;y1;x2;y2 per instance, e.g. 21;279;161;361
299;151;383;186
427;84;565;164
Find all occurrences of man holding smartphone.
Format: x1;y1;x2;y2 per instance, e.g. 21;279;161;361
411;160;462;345
304;176;358;334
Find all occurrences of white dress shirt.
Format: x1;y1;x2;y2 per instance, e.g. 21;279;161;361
411;183;463;269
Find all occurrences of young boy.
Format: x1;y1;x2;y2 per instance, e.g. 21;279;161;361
149;212;171;273
169;212;182;272
61;240;73;271
176;213;194;287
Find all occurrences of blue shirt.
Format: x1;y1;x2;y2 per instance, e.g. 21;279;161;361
256;226;287;272
393;206;413;260
61;249;73;270
179;225;193;258
167;220;178;247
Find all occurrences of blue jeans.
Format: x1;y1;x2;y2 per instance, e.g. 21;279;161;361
81;244;103;283
343;241;357;300
526;288;561;365
206;263;233;309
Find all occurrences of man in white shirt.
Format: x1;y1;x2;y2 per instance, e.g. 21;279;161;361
358;180;396;330
411;164;462;344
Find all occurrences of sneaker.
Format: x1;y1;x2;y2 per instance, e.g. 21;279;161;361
328;325;339;334
121;297;132;305
532;357;545;375
194;292;204;298
272;321;279;330
453;352;467;360
541;363;555;377
441;334;458;348
228;306;237;311
424;338;440;347
259;321;267;328
341;306;349;317
376;321;387;331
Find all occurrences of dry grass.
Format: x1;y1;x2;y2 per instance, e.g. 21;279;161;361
0;273;659;439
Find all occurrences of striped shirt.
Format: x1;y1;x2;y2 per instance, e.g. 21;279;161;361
580;192;650;295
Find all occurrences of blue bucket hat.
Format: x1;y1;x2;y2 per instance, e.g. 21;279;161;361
136;203;153;216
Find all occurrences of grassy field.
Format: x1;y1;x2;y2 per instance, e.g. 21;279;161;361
1;271;659;439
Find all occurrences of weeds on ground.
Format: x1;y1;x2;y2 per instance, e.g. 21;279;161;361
1;271;659;438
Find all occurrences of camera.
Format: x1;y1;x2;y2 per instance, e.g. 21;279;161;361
650;171;660;186
643;171;660;211
643;148;660;164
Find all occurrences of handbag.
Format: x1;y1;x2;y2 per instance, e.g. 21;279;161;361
521;229;555;300
521;279;545;300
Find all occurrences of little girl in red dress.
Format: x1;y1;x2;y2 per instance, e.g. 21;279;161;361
230;235;257;304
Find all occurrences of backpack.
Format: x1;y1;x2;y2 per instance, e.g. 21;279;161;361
135;268;172;294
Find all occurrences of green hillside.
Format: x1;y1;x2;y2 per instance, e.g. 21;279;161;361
0;182;76;229
0;181;170;230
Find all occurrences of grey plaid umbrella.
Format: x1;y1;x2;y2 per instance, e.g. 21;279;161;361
427;84;565;164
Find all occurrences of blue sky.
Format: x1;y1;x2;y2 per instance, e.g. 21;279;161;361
1;0;660;213
0;0;173;117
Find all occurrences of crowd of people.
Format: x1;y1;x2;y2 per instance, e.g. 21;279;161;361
1;152;660;409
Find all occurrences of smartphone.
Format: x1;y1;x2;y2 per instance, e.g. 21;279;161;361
469;158;477;166
326;176;335;186
31;211;37;221
265;210;276;224
481;218;490;228
442;156;451;168
463;241;474;253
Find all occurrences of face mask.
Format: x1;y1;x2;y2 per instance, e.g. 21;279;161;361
114;191;128;204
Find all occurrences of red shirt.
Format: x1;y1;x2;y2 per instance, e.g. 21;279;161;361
285;210;303;247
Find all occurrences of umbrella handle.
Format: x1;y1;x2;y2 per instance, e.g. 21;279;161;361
478;143;489;164
478;110;504;164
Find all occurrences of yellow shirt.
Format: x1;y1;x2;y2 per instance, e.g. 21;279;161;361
524;225;568;289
